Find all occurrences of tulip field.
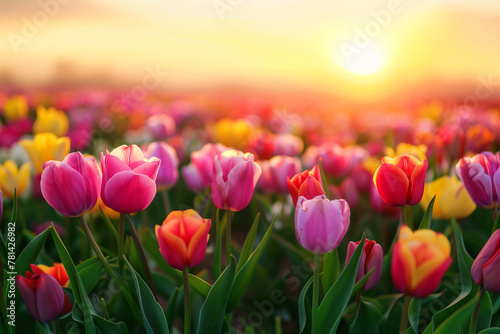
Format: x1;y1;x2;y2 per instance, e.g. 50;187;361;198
1;93;500;334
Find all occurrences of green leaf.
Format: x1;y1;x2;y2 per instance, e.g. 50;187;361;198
492;209;500;233
125;260;169;334
214;208;222;279
34;321;50;334
318;235;366;334
408;298;422;333
226;217;275;312
237;213;260;273
350;299;382;334
172;269;211;298
298;276;313;334
477;291;493;332
350;267;374;297
321;249;339;295
166;287;180;334
419;195;436;230
479;328;500;334
423;218;477;333
93;314;129;334
51;225;97;334
76;257;105;293
14;227;51;274
197;257;236;334
317;157;330;198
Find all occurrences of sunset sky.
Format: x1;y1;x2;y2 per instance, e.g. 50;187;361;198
1;0;500;102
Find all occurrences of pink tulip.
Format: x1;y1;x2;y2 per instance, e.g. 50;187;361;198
295;195;350;254
211;150;262;211
101;145;160;214
16;264;65;323
456;152;500;208
258;155;302;194
182;143;230;192
146;114;176;140
302;143;353;178
41;152;101;217
345;239;383;290
471;229;500;292
274;133;304;156
145;142;179;190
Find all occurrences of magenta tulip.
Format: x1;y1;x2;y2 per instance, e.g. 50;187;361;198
295;195;350;254
41;152;101;217
345;239;383;290
101;145;160;213
456;152;500;208
145;142;179;190
16;264;65;323
258;155;302;194
471;229;500;292
182;143;230;192
211;150;262;211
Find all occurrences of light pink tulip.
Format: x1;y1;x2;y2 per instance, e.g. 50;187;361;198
41;152;101;217
258;155;302;194
145;142;179;190
101;145;160;214
274;133;304;156
211;150;262;211
146;114;176;140
182;143;230;192
295;195;350;254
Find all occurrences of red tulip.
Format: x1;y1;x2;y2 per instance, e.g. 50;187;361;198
373;155;428;206
287;165;325;206
101;145;160;213
16;264;65;323
155;209;211;270
471;229;500;292
41;152;101;217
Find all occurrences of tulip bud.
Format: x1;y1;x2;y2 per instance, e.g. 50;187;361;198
258;155;302;194
33;106;69;137
345;239;383;290
41;152;101;217
16;264;65;323
0;160;30;199
456;152;500;208
295;195;350;254
471;229;500;292
420;176;476;220
181;143;230;192
391;225;451;298
101;145;160;214
146;114;176;140
287;165;325;206
211;150;262;211
145;142;179;190
37;263;73;315
155;209;211;270
373;154;428;207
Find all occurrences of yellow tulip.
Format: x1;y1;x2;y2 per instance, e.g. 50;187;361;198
2;95;29;122
33;106;69;136
385;142;427;162
0;160;30;198
420;176;476;220
212;118;254;148
19;133;71;174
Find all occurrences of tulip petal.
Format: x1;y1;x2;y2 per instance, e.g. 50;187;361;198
16;275;40;320
298;176;326;202
159;226;188;270
373;163;409;206
391;242;415;295
211;157;229;210
365;243;383;290
225;161;261;211
182;164;206;192
471;230;500;284
109;145;146;165
458;159;494;207
408;159;428;205
412;257;452;298
36;274;65;322
132;158;160;181
187;220;211;267
41;163;88;216
104;171;157;213
482;249;500;292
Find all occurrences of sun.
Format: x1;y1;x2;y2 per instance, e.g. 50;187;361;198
333;43;388;78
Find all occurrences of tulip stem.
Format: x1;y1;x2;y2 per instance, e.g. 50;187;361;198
183;266;191;334
312;253;321;334
470;287;484;334
161;189;172;215
400;205;408;228
214;208;222;278
226;211;232;267
49;320;57;334
399;295;411;333
118;213;125;273
125;214;158;301
78;216;143;325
